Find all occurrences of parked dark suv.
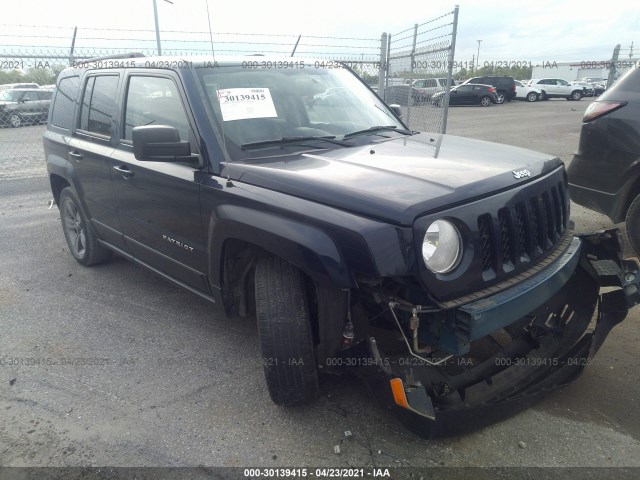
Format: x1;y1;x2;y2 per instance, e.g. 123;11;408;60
0;87;52;127
44;54;640;437
431;83;498;107
462;76;516;104
568;67;640;253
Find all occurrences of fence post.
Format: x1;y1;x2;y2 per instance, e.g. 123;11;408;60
385;34;391;91
405;24;418;128
69;26;77;66
607;44;621;87
379;33;388;101
440;5;459;134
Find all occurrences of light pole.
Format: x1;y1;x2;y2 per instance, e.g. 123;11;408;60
153;0;173;56
476;39;482;72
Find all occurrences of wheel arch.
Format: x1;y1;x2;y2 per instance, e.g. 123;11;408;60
207;205;355;314
49;174;71;206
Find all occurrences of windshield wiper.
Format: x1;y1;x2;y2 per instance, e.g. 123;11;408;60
241;136;350;150
343;125;413;138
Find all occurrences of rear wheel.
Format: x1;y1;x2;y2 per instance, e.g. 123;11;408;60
480;96;492;107
59;187;112;266
495;91;505;104
254;255;319;406
625;194;640;254
526;92;538;102
540;90;548;100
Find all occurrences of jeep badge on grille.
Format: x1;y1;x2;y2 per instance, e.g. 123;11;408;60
513;169;532;179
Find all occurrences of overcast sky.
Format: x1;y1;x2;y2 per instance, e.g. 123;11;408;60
1;0;638;63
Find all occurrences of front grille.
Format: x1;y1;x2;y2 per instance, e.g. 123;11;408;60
478;181;568;273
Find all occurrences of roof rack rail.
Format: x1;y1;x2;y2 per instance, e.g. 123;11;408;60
83;52;145;63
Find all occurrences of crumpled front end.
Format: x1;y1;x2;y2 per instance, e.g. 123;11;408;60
352;229;639;437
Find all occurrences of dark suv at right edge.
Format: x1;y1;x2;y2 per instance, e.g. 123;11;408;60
568;67;640;253
44;55;640;437
462;75;516;104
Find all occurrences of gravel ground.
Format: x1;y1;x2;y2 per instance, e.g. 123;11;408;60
0;100;639;474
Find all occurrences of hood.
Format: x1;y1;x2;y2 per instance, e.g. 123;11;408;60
223;133;562;225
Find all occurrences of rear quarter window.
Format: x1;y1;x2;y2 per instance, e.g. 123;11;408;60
50;76;80;131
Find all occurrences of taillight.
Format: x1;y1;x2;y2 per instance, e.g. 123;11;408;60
488;87;496;93
583;101;627;122
512;84;516;91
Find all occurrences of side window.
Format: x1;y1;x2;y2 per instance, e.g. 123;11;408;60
51;76;79;130
38;91;53;100
558;79;569;86
23;91;39;101
78;75;119;137
457;85;473;92
424;79;437;88
123;76;191;142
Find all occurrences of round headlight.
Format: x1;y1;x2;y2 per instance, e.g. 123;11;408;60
422;219;462;273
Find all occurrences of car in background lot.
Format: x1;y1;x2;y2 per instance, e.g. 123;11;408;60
570;81;595;97
431;83;498;106
528;78;584;100
0;87;53;127
0;82;40;90
567;67;640;252
461;76;516;104
409;78;450;102
514;80;542;102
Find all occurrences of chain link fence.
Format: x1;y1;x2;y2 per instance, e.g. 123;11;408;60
379;6;459;133
0;11;458;179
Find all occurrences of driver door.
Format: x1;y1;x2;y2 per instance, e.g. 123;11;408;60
110;72;210;294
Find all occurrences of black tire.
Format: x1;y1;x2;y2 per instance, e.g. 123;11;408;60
540;90;548;101
495;91;506;104
59;187;112;266
9;113;22;128
480;96;492;107
569;90;583;101
526;92;538;102
254;255;319;406
626;194;640;254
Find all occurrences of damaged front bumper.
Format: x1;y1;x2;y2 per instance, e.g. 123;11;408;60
358;229;640;437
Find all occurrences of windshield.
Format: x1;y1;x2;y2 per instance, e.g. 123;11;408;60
195;63;405;161
0;90;22;102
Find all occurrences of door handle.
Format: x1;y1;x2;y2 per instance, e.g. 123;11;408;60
113;165;135;179
69;151;83;161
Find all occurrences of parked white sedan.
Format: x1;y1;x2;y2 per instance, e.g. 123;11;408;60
514;80;542;102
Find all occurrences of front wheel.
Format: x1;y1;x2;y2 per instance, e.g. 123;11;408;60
480;96;492;107
570;90;583;101
625;194;640;254
9;113;22;128
254;255;319;406
526;92;538;102
59;187;112;266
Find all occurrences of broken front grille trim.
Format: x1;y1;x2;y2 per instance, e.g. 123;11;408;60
478;182;567;275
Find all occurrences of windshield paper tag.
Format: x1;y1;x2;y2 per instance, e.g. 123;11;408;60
217;88;277;121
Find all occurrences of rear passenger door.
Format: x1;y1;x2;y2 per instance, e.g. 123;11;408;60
110;72;210;294
68;73;125;249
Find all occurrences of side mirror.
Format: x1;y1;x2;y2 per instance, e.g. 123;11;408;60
388;104;402;119
132;125;194;163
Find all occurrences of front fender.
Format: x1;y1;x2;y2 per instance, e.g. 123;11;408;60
206;204;353;289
